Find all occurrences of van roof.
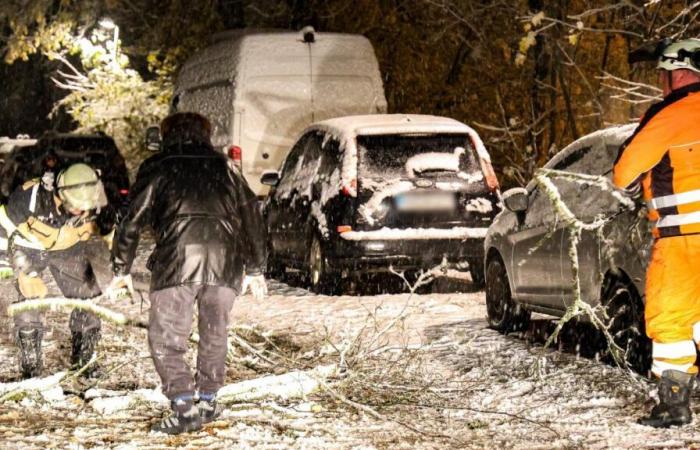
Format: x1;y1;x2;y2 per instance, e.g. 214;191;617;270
310;114;476;137
175;30;377;93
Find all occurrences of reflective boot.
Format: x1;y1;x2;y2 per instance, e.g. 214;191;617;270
197;393;220;424
70;329;101;376
151;396;202;435
16;327;43;379
638;370;694;428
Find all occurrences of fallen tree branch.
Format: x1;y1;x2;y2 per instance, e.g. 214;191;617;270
7;297;148;328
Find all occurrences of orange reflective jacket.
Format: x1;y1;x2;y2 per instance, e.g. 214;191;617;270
613;83;700;238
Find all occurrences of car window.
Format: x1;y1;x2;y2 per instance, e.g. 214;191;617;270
274;134;310;200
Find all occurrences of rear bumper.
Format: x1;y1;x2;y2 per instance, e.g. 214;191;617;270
326;228;487;272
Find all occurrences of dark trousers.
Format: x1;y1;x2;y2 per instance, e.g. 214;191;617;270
12;243;102;335
148;284;236;400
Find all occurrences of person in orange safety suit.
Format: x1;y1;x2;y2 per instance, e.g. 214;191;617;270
614;38;700;428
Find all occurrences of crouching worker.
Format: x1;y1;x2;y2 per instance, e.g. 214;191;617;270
1;163;108;378
614;38;700;428
110;112;267;435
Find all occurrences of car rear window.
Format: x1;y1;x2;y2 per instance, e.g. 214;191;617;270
357;133;480;179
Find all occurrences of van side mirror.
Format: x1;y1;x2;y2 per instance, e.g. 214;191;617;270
145;126;161;152
502;187;529;212
260;171;280;186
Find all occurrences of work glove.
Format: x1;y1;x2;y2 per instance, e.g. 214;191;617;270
241;274;267;300
105;274;135;300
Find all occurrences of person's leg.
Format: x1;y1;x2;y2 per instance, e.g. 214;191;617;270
11;247;48;378
640;236;697;427
195;285;236;423
149;285;202;434
48;245;102;370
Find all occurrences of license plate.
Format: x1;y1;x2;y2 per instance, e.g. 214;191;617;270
396;193;456;211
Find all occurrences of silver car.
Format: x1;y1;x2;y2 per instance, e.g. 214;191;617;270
483;124;652;371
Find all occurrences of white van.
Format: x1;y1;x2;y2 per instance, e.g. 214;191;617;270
173;28;388;195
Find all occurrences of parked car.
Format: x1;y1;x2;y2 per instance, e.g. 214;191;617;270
173;27;387;196
262;114;501;293
483;124;652;371
0;135;37;187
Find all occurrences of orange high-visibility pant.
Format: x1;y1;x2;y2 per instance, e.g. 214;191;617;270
646;234;700;377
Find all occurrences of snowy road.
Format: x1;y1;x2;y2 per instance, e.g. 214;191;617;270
0;239;699;449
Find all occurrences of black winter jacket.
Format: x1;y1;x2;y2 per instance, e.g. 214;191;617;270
112;140;266;292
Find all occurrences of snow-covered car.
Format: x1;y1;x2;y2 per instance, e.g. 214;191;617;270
173;27;387;196
262;114;501;293
484;124;652;371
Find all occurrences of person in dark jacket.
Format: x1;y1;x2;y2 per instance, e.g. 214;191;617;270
109;112;267;435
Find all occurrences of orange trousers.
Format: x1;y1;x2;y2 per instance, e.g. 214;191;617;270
646;234;700;376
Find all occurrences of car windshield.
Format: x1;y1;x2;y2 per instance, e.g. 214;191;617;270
357;133;481;179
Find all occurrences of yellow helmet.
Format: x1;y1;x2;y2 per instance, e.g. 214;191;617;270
56;163;108;211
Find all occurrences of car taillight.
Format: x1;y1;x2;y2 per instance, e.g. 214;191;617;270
228;145;242;168
479;158;500;192
337;225;352;233
341;178;357;197
119;189;129;196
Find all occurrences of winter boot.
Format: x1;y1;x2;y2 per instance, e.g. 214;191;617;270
638;369;694;428
16;327;43;379
197;393;220;424
70;329;101;377
151;396;202;435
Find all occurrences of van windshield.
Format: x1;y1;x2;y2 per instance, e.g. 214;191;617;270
357;133;481;179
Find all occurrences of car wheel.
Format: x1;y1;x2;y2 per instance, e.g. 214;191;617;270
308;235;334;294
468;258;485;289
485;256;530;333
600;277;651;374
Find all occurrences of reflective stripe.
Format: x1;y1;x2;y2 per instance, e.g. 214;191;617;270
648;188;700;210
652;340;697;359
693;322;700;343
652;360;695;377
28;184;39;213
656;211;700;228
0;206;43;250
0;206;17;235
13;235;44;250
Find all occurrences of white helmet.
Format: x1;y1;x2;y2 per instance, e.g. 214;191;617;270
657;38;700;72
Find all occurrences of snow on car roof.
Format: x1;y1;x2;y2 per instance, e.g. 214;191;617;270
542;123;637;171
312;114;473;137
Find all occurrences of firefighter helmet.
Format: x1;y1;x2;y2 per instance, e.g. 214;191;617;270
56;163;108;211
657;39;700;72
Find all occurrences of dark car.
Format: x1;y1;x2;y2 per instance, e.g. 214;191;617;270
262;114;501;293
483;124;652;371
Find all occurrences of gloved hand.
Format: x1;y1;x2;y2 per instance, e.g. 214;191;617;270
105;274;135;300
241;274;267;300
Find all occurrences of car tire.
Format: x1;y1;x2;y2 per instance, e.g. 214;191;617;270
485;256;530;333
308;234;335;295
600;276;651;374
468;258;485;289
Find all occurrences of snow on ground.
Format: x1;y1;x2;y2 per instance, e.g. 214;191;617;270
0;238;699;449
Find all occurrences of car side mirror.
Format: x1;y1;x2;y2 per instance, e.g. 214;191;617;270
502;187;529;212
145;126;161;152
260;171;280;186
